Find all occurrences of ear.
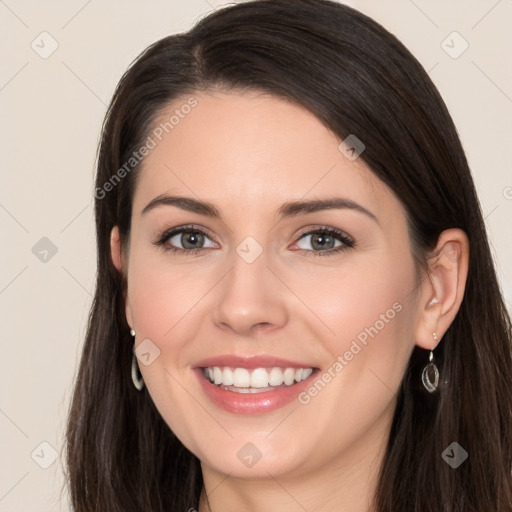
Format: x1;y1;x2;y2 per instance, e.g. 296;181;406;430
110;226;134;329
414;228;470;350
110;226;124;274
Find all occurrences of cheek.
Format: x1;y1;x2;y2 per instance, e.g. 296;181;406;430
125;251;211;453
295;249;416;346
126;249;212;343
296;248;419;409
288;253;418;463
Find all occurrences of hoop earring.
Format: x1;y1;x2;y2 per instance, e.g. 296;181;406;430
130;329;144;391
421;332;440;393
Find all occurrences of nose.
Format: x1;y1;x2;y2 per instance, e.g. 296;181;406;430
211;247;289;338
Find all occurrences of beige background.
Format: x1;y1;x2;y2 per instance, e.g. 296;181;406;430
1;0;510;510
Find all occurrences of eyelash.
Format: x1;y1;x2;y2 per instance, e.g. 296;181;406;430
153;224;356;257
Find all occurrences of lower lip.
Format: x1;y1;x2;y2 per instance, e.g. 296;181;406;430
194;368;318;415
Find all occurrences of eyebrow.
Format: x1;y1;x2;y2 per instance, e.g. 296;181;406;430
141;194;378;223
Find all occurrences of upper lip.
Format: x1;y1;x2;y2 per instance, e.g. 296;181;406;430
193;354;316;369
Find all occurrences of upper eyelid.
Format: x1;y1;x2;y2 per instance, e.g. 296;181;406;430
158;224;353;246
160;224;216;241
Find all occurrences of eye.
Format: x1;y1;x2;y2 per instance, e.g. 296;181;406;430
292;226;355;256
154;224;355;257
154;224;217;255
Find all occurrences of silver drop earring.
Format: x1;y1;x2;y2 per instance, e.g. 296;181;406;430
130;329;144;391
421;332;440;393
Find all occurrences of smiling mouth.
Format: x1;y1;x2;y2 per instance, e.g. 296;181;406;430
201;365;315;393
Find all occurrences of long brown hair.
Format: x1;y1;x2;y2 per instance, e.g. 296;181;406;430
64;1;512;510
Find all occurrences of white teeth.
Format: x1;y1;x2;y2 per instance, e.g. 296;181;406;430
233;368;251;387
213;367;223;385
268;367;284;386
283;368;295;385
203;366;315;388
302;368;313;380
250;368;269;388
223;367;234;386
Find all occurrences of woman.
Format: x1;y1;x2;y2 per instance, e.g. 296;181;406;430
64;0;512;510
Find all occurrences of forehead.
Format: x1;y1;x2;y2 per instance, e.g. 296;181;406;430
132;90;402;224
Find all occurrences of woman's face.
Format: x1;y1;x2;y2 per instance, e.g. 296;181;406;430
116;89;426;480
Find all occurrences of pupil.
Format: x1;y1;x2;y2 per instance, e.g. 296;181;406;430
183;231;203;249
313;233;333;250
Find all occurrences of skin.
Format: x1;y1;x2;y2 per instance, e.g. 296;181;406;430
110;89;469;512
